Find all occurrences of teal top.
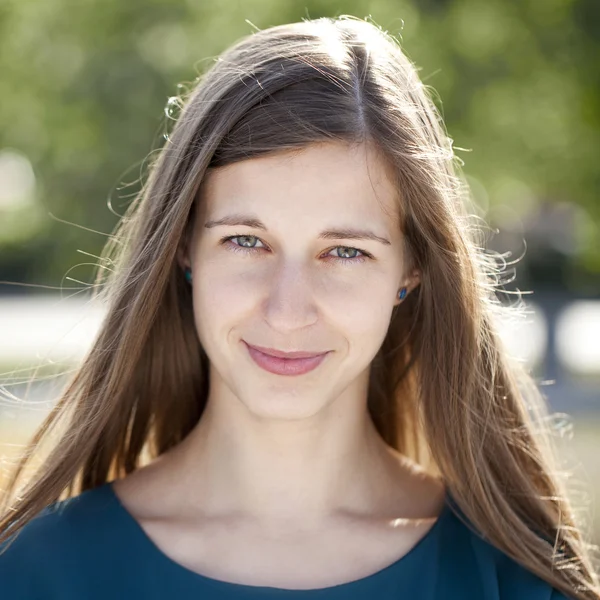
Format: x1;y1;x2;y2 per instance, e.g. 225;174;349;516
0;482;573;599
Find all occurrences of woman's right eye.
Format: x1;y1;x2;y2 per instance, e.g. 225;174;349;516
219;234;266;254
230;235;261;248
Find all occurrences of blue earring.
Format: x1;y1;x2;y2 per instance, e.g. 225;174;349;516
398;287;407;300
184;268;192;284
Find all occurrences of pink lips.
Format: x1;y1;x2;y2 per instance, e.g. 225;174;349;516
244;342;330;376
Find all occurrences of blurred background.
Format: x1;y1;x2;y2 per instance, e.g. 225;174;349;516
0;0;598;547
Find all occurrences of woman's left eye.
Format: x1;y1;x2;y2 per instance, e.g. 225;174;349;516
219;235;372;264
329;246;366;261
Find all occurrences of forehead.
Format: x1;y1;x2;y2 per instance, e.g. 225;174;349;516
199;141;400;230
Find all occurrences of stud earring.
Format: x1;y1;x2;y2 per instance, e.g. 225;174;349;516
184;268;192;284
398;287;407;300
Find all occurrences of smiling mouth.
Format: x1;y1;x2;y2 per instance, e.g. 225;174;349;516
243;341;330;376
244;342;328;359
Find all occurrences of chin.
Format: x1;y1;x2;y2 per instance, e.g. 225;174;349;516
237;388;331;422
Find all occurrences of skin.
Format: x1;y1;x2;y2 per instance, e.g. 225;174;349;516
112;140;446;589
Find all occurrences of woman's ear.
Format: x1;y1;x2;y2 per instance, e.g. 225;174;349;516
395;269;421;305
176;244;190;272
408;268;421;292
178;200;200;272
177;211;197;272
177;223;193;272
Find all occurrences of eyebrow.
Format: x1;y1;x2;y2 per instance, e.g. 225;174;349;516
204;214;391;246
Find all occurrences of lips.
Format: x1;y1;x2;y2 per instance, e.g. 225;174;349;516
245;343;327;359
243;342;330;376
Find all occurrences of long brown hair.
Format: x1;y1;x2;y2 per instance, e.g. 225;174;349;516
1;15;598;598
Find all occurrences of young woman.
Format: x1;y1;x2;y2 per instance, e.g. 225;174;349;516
0;15;597;599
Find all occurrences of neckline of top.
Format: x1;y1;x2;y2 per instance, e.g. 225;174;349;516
99;481;453;594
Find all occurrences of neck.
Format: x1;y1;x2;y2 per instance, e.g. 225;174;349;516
165;387;409;524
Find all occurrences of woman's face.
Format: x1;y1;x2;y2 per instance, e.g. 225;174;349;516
183;140;418;420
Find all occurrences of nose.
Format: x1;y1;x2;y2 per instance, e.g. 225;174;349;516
263;260;319;332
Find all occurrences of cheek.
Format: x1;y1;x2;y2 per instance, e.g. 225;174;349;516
331;283;396;351
192;262;255;336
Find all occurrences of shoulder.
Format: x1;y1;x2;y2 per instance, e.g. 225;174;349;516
0;484;118;597
0;483;116;558
442;496;575;600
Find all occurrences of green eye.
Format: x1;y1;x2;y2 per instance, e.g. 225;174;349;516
333;247;361;259
234;235;259;248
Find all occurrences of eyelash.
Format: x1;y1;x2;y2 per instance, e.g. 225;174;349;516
218;234;373;265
